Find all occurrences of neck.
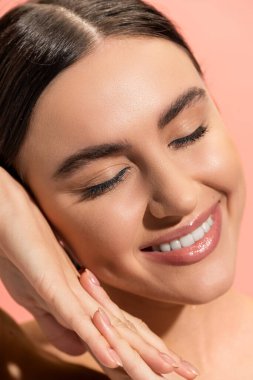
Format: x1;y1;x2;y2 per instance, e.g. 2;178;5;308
104;284;186;335
103;284;238;367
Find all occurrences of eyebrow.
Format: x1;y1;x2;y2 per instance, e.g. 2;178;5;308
52;86;206;180
158;86;206;129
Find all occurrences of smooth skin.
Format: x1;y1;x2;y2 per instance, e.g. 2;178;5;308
0;168;196;379
1;36;253;379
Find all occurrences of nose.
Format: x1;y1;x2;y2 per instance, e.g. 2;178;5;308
147;159;198;220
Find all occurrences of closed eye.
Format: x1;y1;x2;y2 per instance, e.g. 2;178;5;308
75;166;130;201
71;125;208;201
169;125;209;149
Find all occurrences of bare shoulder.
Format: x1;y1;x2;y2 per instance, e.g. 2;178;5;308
21;318;103;373
21;318;48;343
0;309;108;380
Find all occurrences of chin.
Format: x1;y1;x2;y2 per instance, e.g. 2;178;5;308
144;254;237;306
171;237;239;306
183;276;234;305
173;264;236;306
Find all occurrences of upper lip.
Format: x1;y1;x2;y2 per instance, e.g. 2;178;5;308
140;200;220;250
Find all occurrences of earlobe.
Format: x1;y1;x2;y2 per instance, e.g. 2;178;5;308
57;235;83;271
58;238;67;249
57;235;73;255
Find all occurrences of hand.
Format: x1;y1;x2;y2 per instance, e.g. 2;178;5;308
79;270;199;380
0;167;199;379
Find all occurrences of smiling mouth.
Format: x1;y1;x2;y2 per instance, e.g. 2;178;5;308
143;215;214;253
140;201;222;265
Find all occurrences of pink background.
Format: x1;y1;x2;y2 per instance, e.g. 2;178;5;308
0;0;252;322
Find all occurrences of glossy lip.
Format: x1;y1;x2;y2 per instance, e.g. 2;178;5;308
139;201;222;266
140;201;220;250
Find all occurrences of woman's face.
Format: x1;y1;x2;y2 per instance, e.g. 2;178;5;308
18;37;245;305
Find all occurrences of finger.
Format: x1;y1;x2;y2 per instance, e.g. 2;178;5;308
104;314;178;375
79;269;127;320
79;270;169;356
173;362;199;380
73;315;123;369
79;272;174;374
80;270;177;373
80;270;199;378
123;313;199;379
66;312;122;368
124;312;180;360
22;240;126;370
80;270;191;376
80;270;180;373
93;308;166;380
107;317;198;379
0;169;122;369
33;270;121;368
43;271;180;376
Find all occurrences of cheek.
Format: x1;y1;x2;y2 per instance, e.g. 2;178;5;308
184;127;245;199
47;186;147;273
207;129;245;213
186;126;246;231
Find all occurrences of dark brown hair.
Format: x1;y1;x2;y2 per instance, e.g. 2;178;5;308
0;0;202;179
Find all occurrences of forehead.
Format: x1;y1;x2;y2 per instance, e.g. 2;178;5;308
20;37;203;177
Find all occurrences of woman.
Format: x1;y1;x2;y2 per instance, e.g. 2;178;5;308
0;0;253;379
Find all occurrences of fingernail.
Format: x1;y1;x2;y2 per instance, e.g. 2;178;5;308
159;352;180;368
108;348;123;367
164;349;181;365
181;360;199;377
98;308;111;327
85;268;100;286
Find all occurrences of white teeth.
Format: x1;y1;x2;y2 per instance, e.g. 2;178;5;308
192;226;205;242
202;221;210;233
160;243;171;252
180;233;195;248
152;215;214;252
170;240;181;250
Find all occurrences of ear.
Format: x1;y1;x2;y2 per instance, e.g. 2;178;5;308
54;231;72;254
55;232;83;271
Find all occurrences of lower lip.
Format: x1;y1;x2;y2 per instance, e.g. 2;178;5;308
141;203;222;266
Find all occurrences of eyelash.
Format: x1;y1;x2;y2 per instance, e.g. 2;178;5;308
79;167;130;201
168;125;208;149
79;125;208;200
